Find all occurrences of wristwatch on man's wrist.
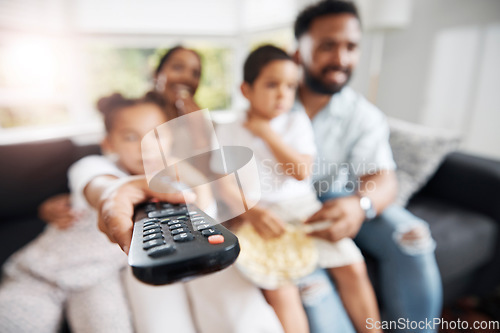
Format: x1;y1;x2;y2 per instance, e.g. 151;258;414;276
358;195;377;221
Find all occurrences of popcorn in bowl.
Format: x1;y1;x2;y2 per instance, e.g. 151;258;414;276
235;222;319;290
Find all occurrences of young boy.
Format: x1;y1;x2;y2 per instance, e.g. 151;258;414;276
213;45;381;333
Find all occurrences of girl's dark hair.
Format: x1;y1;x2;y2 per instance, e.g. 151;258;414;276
154;45;201;77
97;91;168;132
243;45;293;85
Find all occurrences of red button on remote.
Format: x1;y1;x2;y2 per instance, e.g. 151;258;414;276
208;235;224;244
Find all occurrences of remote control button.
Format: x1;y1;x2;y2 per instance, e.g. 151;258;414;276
208;235;224;244
196;224;211;231
167;220;184;226
162;203;174;209
143;239;166;250
148;206;187;218
192;220;207;227
171;228;188;235
173;233;194;242
190;217;204;222
169;223;186;230
143;228;161;236
141;218;160;224
159;218;171;224
148;210;169;218
147;244;176;258
201;228;221;237
175;215;188;220
144;204;157;213
143;224;160;231
188;211;199;215
142;222;159;230
143;233;163;242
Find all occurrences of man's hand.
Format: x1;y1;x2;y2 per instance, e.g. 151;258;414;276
305;195;365;242
38;193;81;229
244;113;272;138
243;206;286;239
93;176;193;254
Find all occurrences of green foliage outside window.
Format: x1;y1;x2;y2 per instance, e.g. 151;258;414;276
85;45;233;111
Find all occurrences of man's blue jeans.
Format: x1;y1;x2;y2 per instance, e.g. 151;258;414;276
298;193;443;333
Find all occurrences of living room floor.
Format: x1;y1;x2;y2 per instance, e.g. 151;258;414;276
440;294;500;333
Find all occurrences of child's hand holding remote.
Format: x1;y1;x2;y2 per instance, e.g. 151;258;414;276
86;175;194;254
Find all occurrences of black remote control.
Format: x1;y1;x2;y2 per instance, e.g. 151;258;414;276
128;201;240;285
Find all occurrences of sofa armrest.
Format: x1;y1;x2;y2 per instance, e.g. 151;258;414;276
414;152;500;222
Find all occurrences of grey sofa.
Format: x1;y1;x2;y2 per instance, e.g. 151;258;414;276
407;152;500;303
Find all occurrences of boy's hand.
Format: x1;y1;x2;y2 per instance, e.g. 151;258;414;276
244;113;272;138
243;206;286;239
38;193;80;229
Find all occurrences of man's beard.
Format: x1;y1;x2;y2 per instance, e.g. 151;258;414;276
303;66;352;95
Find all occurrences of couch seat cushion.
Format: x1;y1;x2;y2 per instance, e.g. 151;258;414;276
408;197;498;283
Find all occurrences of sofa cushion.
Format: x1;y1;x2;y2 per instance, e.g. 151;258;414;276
0;140;101;267
408;197;498;283
0;140;101;221
0;140;76;220
417;152;500;223
388;118;460;206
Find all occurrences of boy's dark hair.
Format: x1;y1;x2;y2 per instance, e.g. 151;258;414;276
155;45;201;77
97;91;168;132
294;0;360;40
243;45;293;85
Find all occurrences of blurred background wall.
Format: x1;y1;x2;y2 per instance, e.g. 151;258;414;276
348;0;500;160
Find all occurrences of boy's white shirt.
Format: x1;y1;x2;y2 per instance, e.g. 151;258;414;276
212;109;317;204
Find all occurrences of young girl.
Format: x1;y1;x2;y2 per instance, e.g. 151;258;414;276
213;45;381;333
0;92;171;333
37;46;204;235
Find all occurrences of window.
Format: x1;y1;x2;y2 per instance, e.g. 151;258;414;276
0;36;71;129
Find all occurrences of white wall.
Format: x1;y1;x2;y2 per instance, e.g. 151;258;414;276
72;0;298;35
350;0;500;159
